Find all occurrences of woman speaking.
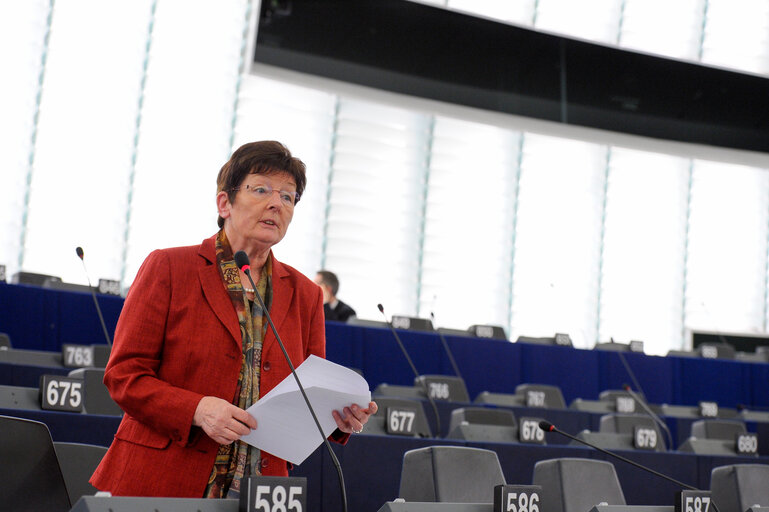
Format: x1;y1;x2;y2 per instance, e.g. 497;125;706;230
91;141;376;498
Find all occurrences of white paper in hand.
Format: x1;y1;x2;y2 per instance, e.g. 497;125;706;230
240;355;371;465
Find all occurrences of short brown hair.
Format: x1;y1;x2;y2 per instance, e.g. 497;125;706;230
216;141;307;228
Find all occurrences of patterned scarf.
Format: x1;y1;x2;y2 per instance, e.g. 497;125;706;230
204;229;273;498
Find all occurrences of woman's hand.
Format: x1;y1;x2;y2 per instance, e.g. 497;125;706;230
332;401;378;434
193;396;257;445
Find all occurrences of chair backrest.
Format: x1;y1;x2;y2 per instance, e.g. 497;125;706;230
711;464;769;512
533;458;626;512
515;383;566;409
0;414;71;512
474;391;525;407
54;442;108;505
691;419;746;440
599;414;665;450
0;384;41;410
446;407;519;443
449;407;516;429
399;446;505;503
67;368;123;415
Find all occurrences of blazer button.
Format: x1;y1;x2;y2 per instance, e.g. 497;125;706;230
261;458;269;468
263;361;271;371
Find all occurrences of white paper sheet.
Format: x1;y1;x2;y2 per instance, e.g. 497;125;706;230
240;355;371;465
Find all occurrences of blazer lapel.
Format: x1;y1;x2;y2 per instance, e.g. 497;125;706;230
263;254;294;359
198;238;241;349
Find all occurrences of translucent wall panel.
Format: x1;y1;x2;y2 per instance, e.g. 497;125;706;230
599;150;690;354
124;0;248;285
700;0;769;75
620;0;704;60
323;99;431;320
420;117;517;331
233;74;335;277
447;0;535;25
22;0;152;285
0;0;50;278
511;134;606;348
534;0;621;43
685;162;769;335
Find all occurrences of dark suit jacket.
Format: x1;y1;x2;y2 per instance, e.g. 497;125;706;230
324;300;356;322
90;234;338;497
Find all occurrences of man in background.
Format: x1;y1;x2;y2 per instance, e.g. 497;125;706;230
314;270;356;322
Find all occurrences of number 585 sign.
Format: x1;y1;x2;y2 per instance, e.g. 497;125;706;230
240;476;307;512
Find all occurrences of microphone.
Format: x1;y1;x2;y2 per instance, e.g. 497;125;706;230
233;251;348;512
538;420;698;491
377;304;442;438
430;312;463;381
75;246;112;347
622;383;674;451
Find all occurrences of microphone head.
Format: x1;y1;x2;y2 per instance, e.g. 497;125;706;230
538;420;555;432
76;247;84;260
622;383;631;391
233;251;250;271
377;303;384;313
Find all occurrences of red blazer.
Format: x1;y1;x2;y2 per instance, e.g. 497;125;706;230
91;235;338;497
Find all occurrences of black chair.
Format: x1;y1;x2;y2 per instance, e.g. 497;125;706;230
68;367;122;415
710;464;769;512
54;442;108;505
414;375;470;403
0;383;41;410
516;383;566;409
446;407;518;443
691;419;747;440
594;413;666;451
474;391;524;407
533;458;626;512
678;419;751;456
0;414;71;511
399;446;505;503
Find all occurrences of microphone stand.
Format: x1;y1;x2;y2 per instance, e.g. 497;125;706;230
539;420;697;490
378;304;442;438
236;252;347;512
76;247;112;346
430;312;463;381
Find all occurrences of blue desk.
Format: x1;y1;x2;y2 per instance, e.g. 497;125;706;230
3;282;769;413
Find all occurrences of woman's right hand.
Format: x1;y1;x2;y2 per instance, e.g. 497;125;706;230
193;396;257;445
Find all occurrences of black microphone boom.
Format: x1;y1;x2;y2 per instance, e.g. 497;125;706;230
75;246;112;347
234;251;348;512
538;420;698;491
430;312;463;381
377;304;442;438
622;383;674;452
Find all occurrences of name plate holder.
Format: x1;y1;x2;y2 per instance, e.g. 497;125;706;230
494;484;543;512
386;405;419;436
240;476;307;512
518;418;546;445
39;374;84;412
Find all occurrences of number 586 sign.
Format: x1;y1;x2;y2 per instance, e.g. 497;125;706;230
494;485;543;512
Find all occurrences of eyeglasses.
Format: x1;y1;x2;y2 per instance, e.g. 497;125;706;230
233;184;300;207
